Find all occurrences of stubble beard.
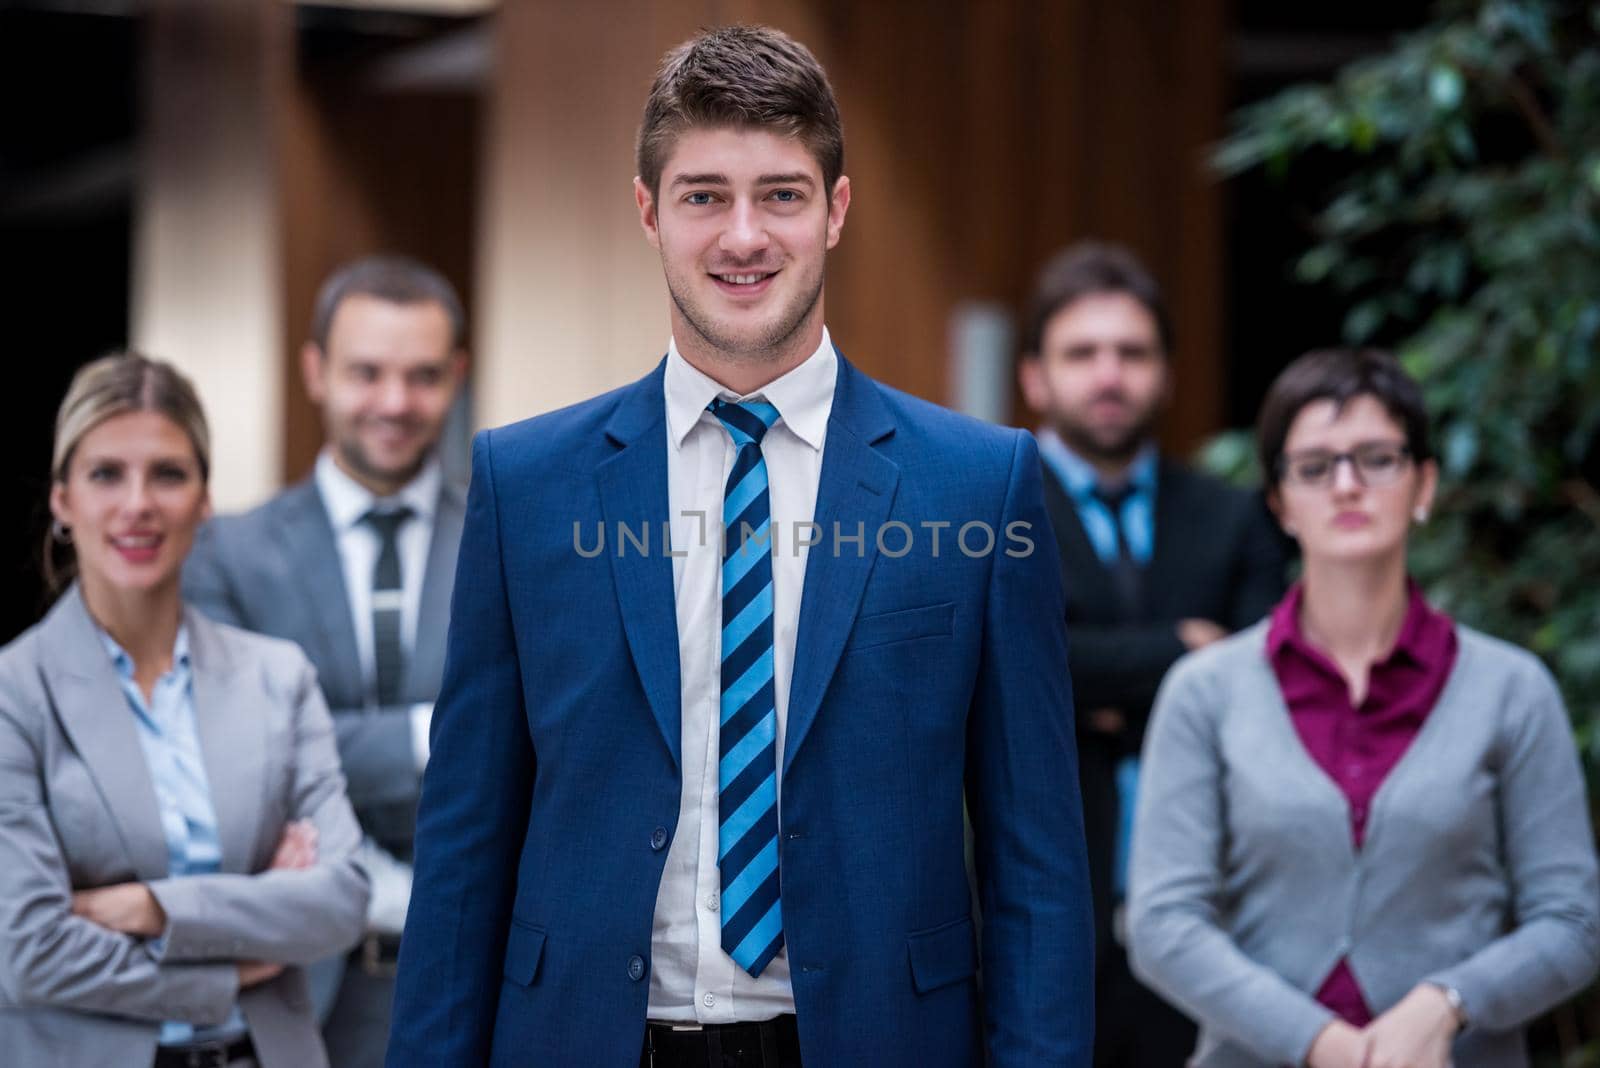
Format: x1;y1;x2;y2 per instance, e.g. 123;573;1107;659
1054;405;1161;469
666;257;826;369
336;425;431;493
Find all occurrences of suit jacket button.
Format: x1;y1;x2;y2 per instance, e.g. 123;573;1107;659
650;827;669;851
628;955;647;981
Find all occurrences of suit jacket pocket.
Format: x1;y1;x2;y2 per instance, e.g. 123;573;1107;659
844;602;955;654
502;920;547;987
906;915;977;994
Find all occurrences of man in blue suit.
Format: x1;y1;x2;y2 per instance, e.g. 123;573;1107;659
389;25;1093;1068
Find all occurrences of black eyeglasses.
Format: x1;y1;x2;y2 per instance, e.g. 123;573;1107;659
1279;442;1412;488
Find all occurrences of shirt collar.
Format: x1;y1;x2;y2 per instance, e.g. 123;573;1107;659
315;448;442;533
1265;581;1306;661
97;623;192;682
1036;428;1158;499
1389;580;1453;666
1267;579;1449;667
663;326;837;452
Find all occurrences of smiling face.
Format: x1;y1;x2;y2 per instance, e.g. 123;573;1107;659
302;293;464;497
50;409;210;601
1272;393;1437;566
635;125;850;376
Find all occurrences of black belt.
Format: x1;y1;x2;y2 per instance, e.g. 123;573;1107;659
154;1034;255;1068
643;1014;800;1068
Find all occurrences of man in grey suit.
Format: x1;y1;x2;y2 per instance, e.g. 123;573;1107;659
184;255;468;1068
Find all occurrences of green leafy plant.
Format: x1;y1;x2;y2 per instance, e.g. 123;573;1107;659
1209;2;1600;1057
1212;0;1600;749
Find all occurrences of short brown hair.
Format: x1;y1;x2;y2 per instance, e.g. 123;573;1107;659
310;255;466;351
47;351;211;592
1256;347;1434;483
1021;241;1172;358
636;25;844;197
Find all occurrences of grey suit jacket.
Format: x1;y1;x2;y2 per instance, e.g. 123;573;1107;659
182;475;466;860
0;585;369;1068
1128;620;1600;1068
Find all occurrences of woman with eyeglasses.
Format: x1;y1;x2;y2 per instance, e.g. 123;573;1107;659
0;353;368;1068
1126;348;1599;1068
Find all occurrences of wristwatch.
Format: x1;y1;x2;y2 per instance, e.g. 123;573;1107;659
1430;982;1470;1030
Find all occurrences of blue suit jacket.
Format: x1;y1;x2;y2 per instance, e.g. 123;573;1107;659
388;354;1093;1066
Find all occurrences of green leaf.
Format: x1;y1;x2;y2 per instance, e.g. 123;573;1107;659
1442;422;1479;475
1350;114;1379;152
1429;65;1465;110
1343;301;1386;343
1446;120;1477;163
1296;245;1342;283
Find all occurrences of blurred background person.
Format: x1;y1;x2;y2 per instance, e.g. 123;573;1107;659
1128;348;1600;1067
1018;241;1286;1067
0;352;368;1068
183;256;468;1068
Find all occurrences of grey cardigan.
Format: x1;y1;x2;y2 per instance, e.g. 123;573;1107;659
1127;620;1600;1068
0;586;370;1068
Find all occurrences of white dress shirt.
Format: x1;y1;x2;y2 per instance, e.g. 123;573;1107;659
647;329;837;1022
314;449;441;932
314;449;441;696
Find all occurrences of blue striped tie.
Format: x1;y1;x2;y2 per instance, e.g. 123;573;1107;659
709;397;784;977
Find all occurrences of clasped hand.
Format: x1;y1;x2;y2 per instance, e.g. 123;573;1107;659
70;819;318;989
1306;984;1461;1068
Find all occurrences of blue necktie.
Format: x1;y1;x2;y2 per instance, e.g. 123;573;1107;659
709;397;784;978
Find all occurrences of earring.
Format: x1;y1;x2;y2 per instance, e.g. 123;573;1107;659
1282;522;1297;537
50;519;72;545
1413;507;1429;524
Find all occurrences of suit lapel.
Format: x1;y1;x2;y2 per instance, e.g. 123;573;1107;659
39;586;170;880
275;480;364;706
1143;459;1185;617
783;356;899;780
596;363;683;769
1040;463;1118;610
407;481;465;699
185;607;267;873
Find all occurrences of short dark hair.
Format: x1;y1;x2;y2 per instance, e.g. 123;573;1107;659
636;25;844;197
1021;241;1172;358
1256;347;1434;483
310;255;466;351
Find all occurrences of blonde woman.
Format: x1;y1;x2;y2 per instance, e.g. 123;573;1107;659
1128;348;1599;1067
0;353;368;1068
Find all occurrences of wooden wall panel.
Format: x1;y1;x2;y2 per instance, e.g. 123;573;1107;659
138;0;1228;506
473;0;713;431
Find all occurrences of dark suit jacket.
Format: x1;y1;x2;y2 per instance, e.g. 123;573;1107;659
388;354;1094;1067
1043;457;1286;959
182;476;466;861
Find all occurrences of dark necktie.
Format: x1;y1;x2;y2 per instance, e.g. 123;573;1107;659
362;506;413;707
1091;484;1143;622
708;397;784;978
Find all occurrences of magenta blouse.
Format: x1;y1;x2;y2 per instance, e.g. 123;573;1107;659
1266;580;1458;1026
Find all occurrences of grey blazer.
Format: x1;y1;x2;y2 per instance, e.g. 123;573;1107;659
1128;620;1600;1068
182;475;466;860
0;585;369;1068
